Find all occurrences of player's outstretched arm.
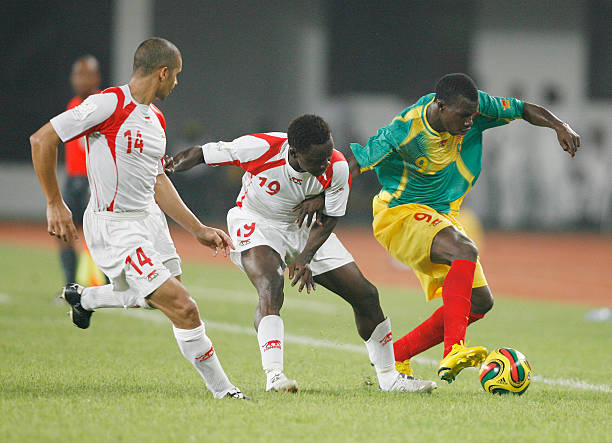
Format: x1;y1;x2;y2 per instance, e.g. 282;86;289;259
30;122;78;243
164;145;204;174
522;102;581;158
154;173;234;256
288;215;338;294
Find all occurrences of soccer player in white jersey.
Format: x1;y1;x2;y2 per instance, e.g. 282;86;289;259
165;115;437;393
30;38;247;400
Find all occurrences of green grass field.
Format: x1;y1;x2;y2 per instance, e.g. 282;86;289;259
1;244;610;442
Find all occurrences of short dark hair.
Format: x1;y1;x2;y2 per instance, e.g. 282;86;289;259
435;73;478;104
133;38;181;75
287;114;331;152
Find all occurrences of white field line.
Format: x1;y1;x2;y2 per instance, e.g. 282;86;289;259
122;310;611;394
0;293;10;303
189;287;340;315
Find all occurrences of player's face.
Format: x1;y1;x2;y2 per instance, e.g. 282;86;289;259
440;96;479;136
296;137;334;177
157;56;182;100
70;60;100;98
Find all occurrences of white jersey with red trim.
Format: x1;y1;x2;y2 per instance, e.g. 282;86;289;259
50;85;167;212
202;132;351;225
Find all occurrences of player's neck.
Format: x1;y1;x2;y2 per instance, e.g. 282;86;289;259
127;76;158;105
426;102;444;134
287;149;305;172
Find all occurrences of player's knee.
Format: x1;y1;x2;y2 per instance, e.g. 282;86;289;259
172;289;199;322
353;283;382;314
453;236;478;262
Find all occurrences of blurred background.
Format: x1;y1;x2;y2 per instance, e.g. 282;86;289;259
2;0;612;230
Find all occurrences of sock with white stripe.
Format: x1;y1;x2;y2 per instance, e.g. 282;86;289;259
173;322;235;399
364;317;399;390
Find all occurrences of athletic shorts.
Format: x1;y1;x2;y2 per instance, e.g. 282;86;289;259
226;206;354;276
63;175;89;226
83;203;182;299
372;195;487;301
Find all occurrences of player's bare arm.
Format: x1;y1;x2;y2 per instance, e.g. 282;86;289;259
30;122;79;243
522;102;581;157
288;214;338;293
163;145;204;174
154;173;234;256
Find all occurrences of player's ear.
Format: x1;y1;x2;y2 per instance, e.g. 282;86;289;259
158;66;169;81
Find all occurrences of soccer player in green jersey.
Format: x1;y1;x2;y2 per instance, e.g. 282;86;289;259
349;73;580;383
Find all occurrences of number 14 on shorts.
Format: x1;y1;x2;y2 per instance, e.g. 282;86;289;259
125;247;158;280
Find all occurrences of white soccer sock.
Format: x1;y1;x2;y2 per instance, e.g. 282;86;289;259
80;285;152;310
257;315;284;375
364;317;399;390
173;322;234;399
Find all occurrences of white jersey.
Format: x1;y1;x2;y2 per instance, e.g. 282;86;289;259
202;132;351;225
50;85;167;212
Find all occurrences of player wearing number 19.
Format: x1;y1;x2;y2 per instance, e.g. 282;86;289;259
30;38;247;400
165;115;436;393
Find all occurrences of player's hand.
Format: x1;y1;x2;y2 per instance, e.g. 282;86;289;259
46;200;78;243
288;259;316;294
195;225;235;257
555;123;580;158
293;194;325;228
163;154;176;175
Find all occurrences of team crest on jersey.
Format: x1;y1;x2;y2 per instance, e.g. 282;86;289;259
291;177;303;185
438;139;448;146
501;99;511;110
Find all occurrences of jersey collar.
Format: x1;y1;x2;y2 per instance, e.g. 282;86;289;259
422;97;441;137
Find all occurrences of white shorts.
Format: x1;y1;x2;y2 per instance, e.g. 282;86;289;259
226;206;354;276
83;203;182;298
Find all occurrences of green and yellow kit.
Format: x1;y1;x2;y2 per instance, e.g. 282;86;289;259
351;91;524;300
351;91;524;215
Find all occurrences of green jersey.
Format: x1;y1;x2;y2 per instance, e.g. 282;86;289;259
350;91;524;214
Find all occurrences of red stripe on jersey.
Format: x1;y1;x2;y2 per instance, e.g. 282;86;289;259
316;150;348;190
97;87;137;212
150;104;166;131
208;134;288;174
240;134;287;174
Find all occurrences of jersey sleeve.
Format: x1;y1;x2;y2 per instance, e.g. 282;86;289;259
476;90;524;131
202;132;287;169
50;93;118;142
350;125;399;172
323;160;350;217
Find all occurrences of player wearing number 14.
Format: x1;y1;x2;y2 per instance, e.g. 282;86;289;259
30;38;247;400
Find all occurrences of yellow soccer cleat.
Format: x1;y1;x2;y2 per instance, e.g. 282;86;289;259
438;341;488;384
395;359;414;377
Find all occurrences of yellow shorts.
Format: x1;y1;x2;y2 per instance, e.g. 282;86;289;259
372;195;487;301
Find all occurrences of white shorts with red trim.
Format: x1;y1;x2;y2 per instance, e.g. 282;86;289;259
226;206;354;276
83;204;182;300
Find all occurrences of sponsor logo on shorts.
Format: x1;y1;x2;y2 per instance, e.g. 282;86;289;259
147;270;159;281
262;340;282;351
379;332;393;346
291;177;303;185
195;346;215;362
239;239;251;247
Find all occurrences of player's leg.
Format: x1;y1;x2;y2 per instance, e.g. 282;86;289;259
313;262;436;393
430;226;488;382
241;245;297;393
393;284;493;362
146;277;247;399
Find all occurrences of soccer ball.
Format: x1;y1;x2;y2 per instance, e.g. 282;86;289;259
479;348;532;395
